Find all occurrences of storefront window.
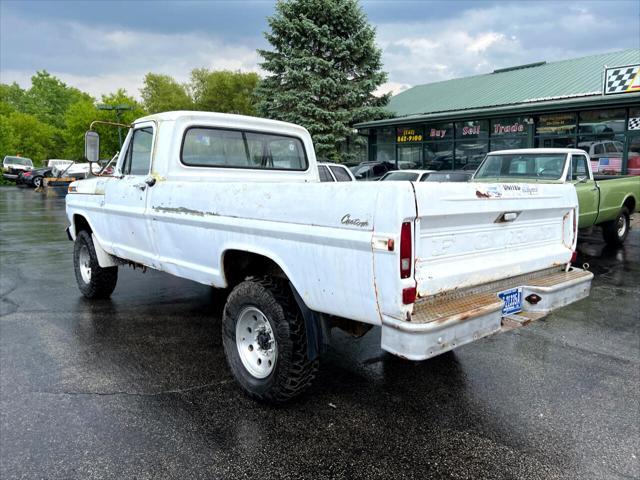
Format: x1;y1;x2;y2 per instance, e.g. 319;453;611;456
455;120;489;140
491;117;528;136
375;127;396;144
425;122;453;140
398;145;422;168
373;144;395;163
491;137;529;151
535;137;575;148
396;125;424;143
423;141;453;170
490;116;532;152
579;109;625;135
455;140;488;170
535;113;576;136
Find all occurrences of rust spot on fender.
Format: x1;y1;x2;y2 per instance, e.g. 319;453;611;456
476;190;491;198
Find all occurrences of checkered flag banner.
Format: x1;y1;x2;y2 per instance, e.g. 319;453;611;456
629;118;640;131
604;64;640;95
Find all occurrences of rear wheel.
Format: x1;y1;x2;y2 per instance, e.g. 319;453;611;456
602;207;630;246
33;176;43;188
222;277;318;403
73;231;118;298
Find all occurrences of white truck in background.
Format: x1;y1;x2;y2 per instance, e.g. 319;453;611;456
65;111;593;402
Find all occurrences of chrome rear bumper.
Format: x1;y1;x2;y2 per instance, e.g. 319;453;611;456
381;267;593;360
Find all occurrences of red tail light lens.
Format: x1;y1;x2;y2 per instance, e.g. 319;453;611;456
400;221;412;279
402;286;416;305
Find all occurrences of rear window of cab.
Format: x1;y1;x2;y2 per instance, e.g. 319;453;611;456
181;127;308;171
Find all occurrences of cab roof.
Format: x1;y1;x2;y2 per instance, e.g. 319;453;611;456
489;148;584;155
134;111;309;135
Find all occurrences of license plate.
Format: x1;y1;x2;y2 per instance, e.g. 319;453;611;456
498;287;523;315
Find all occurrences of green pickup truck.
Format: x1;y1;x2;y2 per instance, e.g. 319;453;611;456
474;148;639;245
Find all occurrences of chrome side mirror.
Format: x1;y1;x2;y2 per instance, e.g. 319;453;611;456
85;131;100;164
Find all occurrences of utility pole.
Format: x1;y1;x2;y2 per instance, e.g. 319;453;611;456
97;104;132;147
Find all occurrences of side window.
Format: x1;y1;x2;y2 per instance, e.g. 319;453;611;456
605;142;618;154
571;155;589;181
123;127;153;175
181;127;308;171
594;144;604;155
182;128;246;167
329;165;352;182
318;165;333;182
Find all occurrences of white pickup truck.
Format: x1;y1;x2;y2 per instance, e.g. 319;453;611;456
65;111;593;402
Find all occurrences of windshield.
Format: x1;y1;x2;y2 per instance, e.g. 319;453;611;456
475;153;566;180
423;172;471;182
381;171;419;181
4;156;33;166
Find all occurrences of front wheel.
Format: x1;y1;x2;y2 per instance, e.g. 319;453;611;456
32;176;43;188
222;277;318;403
73;231;118;298
602;207;630;246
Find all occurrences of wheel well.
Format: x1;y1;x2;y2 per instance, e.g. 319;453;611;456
623;196;635;214
223;250;287;288
74;215;92;234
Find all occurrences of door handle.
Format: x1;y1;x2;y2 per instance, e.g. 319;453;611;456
133;183;146;191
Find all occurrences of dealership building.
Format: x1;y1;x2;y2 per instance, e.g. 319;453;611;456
355;49;640;175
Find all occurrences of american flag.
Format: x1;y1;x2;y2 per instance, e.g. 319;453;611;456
598;157;622;173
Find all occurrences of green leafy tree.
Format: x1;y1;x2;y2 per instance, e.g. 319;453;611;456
22;71;91;128
63;89;146;161
5;112;57;165
256;0;389;161
190;69;259;115
0;83;28;113
141;73;193;114
0;115;17;156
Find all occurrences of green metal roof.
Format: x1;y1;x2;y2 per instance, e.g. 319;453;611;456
357;49;640;128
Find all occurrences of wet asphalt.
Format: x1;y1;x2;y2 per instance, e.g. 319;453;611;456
0;186;638;480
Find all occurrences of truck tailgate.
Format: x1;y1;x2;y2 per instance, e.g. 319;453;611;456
412;182;577;298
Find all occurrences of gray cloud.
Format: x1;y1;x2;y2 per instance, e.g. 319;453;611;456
1;0;638;99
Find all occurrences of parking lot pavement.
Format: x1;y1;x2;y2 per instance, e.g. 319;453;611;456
0;186;638;480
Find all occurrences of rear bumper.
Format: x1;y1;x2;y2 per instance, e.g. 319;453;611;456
381;267;593;361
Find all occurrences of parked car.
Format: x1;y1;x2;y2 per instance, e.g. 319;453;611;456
3;156;33;181
351;160;396;180
474;148;640;245
47;159;74;170
422;170;474;182
379;169;435;182
52;162;100;179
317;162;355;182
66;111;592;402
17;166;54;188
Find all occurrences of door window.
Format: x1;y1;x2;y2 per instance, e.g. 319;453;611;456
329;165;352;181
318;165;333;182
571;154;589;181
123;127;153;175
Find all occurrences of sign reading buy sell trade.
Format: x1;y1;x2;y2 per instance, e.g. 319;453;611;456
604;64;640;95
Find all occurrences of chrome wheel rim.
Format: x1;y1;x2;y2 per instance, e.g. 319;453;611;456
235;306;277;379
617;215;627;238
78;245;92;284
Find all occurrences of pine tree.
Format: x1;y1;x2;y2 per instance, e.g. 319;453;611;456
256;0;389;162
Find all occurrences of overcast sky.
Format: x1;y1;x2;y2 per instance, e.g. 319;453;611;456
1;0;639;99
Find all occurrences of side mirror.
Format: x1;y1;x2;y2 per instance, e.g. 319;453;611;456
85;131;100;164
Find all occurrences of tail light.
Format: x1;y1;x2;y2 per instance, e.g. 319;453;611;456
400;221;412;279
